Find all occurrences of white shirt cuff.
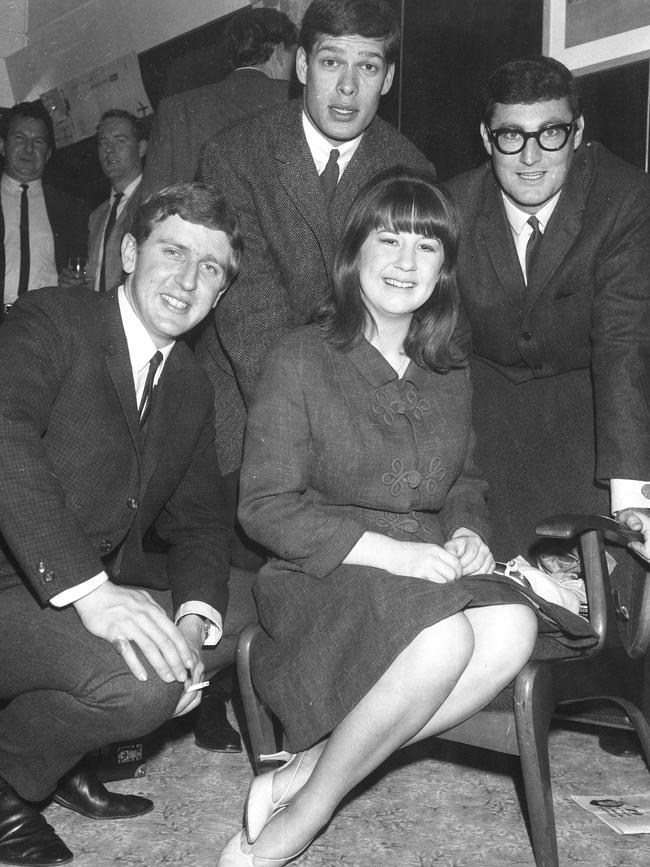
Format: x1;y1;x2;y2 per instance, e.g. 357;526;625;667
175;601;223;646
610;479;650;515
50;572;110;607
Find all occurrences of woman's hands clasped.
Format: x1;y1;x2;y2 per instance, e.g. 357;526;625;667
444;527;495;576
344;529;495;583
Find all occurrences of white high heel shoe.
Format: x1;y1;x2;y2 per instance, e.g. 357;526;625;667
217;829;307;866
245;753;306;844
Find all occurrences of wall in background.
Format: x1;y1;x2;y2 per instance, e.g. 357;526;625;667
1;0;249;104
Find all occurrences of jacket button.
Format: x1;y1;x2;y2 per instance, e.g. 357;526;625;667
127;497;139;510
642;484;650;500
99;539;113;552
522;331;533;341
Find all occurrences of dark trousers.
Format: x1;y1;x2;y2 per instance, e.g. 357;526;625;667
0;569;257;802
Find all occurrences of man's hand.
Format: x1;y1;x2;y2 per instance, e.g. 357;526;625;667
618;508;650;563
74;581;195;684
172;614;207;718
444;527;495;576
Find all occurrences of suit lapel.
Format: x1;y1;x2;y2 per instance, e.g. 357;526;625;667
525;157;585;311
274;104;335;272
140;343;187;488
99;290;141;454
478;175;527;309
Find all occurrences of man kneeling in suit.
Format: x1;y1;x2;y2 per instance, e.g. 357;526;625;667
0;183;244;866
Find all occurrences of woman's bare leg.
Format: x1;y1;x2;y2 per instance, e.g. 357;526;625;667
247;612;474;861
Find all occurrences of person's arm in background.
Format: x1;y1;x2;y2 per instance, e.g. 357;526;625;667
591;178;650;517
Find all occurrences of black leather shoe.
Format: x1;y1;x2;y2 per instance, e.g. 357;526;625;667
52;764;153;820
193;678;242;753
0;776;73;866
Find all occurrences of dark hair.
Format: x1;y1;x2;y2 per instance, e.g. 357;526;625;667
299;0;400;65
483;56;581;124
1;102;55;150
315;166;466;372
133;183;243;285
97;108;146;141
225;8;298;70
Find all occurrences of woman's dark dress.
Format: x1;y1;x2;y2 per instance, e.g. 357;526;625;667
239;325;595;751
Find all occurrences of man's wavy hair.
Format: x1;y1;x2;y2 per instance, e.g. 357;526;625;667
315;166;466;373
299;0;400;65
133;182;243;286
483;55;581;124
225;8;298;70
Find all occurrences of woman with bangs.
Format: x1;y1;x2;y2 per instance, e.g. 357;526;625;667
218;167;541;865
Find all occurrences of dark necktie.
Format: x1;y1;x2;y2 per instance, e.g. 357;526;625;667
320;149;340;203
138;351;163;428
525;215;542;283
99;192;124;293
18;184;30;296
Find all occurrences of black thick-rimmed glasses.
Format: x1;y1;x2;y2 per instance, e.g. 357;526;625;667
486;121;577;155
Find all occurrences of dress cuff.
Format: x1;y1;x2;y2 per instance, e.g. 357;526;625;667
175;601;223;646
49;572;109;607
610;479;650;515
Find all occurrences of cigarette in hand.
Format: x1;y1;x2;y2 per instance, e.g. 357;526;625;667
186;680;210;693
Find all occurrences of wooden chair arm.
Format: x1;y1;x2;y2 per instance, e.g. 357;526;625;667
535;513;642;546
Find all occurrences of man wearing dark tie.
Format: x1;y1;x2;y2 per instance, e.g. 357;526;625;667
445;56;650;560
0;102;88;317
0;183;246;866
198;0;434;506
85;110;147;293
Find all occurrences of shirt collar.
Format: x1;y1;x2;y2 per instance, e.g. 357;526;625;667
1;173;43;195
301;110;362;174
118;284;175;375
501;189;561;237
112;173;142;203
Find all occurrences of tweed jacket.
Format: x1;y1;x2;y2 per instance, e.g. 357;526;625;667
199;99;434;472
446;142;650;484
142;69;291;197
87;181;142;292
0;286;230;616
0;179;89;307
239;324;489;576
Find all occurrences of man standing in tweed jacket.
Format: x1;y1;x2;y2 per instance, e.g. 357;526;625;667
198;0;435;486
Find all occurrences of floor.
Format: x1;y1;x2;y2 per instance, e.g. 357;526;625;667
44;709;650;867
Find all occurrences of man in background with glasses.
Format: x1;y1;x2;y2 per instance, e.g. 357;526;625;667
446;55;650;574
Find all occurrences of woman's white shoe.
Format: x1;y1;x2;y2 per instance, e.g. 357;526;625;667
217;829;307;866
245;753;306;844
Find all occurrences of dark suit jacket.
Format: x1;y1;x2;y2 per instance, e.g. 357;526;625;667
0;287;230;617
142;69;291;198
446;141;650;484
198;99;434;472
87;181;142;292
0;179;89;307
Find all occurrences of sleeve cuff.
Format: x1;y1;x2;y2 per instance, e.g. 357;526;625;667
175;601;223;646
610;479;650;515
49;572;110;607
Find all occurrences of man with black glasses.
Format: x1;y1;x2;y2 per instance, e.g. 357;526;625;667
446;55;650;564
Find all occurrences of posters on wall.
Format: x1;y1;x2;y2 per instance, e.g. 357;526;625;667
40;52;152;148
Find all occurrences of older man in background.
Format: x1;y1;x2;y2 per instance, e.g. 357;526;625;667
0;102;88;318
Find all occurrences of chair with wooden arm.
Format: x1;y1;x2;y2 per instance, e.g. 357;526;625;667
236;515;650;866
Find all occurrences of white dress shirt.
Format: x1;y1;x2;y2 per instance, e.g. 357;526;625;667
49;285;222;644
302;111;362;180
502;191;650;515
1;173;57;303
